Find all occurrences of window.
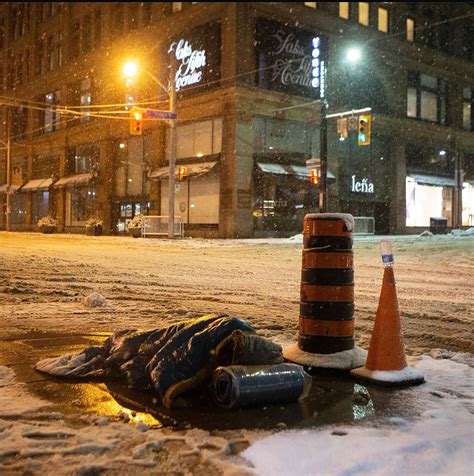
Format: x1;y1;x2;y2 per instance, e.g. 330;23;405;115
407;72;446;124
12;107;27;139
172;3;182;13
72;143;100;173
48;33;62;70
128;4;138;30
339;2;349;19
32;191;50;224
94;9;102;44
142;3;152;26
70;23;80;59
43;91;61;133
407;18;415;42
378;7;388;33
111;4;124;37
67;188;97;226
80;78;92;123
304;2;317;8
82;16;92;53
463;88;472;131
358;2;369;26
176;118;222;159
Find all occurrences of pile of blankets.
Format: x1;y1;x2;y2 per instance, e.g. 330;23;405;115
35;314;284;408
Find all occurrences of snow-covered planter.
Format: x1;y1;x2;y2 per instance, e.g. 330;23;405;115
37;216;57;234
85;217;103;236
127;215;145;238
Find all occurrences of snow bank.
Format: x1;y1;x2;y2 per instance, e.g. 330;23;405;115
83;292;108;308
450;227;474;237
241;355;474;475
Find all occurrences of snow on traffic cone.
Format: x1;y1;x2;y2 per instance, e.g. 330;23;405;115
351;241;424;386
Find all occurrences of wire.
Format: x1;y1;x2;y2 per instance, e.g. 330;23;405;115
1;8;472;125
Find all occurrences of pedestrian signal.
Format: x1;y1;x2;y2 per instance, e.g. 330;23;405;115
130;109;143;135
358;114;371;146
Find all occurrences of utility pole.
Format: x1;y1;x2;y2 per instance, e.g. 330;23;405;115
5;108;11;231
453;147;464;229
168;56;177;239
319;101;328;212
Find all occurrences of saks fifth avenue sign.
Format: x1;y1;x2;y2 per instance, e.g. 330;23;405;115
351;175;374;194
257;18;327;99
169;22;221;94
173;39;206;91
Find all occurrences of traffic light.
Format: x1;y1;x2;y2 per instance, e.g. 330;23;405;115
310;168;319;185
357;114;371;146
178;166;188;182
130;108;143;135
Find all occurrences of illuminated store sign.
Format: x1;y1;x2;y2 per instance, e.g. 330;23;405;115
256;18;327;99
169;22;221;94
174;39;207;91
351;175;374;194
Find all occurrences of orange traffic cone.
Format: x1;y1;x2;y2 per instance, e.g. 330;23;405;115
351;266;424;386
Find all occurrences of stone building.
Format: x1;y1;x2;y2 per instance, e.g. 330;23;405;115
0;2;473;237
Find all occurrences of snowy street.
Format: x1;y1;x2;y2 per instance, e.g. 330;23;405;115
0;232;473;474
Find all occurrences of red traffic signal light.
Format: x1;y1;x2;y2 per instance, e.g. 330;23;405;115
310;168;319;185
358;114;371;146
130;109;143;135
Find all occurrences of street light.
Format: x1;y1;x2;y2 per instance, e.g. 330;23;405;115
346;47;362;64
122;59;177;239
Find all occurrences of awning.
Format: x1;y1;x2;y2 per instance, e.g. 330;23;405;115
149;161;218;180
21;177;55;192
9;184;23;192
257;162;336;180
408;173;455;187
53;173;94;188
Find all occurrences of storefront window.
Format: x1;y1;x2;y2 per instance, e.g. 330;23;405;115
406;177;453;227
116;202;146;233
66;188;97;226
11;193;26;225
462;182;474;226
31;191;49;223
160;169;219;224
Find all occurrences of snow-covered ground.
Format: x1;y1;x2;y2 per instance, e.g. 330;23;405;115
0;231;473;474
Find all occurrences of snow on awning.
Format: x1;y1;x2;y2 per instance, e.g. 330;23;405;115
21;177;55;192
9;184;23;192
53;173;94;188
149;161;218;180
409;173;455;187
257;163;336;181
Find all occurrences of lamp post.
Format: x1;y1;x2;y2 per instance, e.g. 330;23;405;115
123;58;177;239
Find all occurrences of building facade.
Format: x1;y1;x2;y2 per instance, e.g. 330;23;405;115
0;2;473;237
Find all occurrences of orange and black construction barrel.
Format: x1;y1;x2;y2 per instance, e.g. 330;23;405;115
299;213;355;354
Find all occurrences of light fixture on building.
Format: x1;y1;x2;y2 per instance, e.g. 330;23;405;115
439;150;446;156
119;143;126;149
196;153;203;158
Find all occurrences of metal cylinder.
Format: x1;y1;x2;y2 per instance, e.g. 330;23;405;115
299;213;355;354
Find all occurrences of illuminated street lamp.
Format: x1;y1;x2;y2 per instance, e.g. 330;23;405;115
346;47;362;64
122;59;177;239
